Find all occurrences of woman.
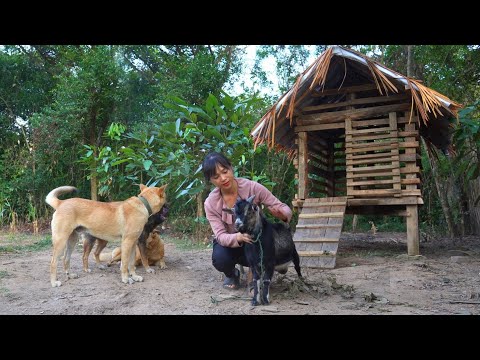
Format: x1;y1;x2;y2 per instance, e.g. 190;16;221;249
202;152;292;290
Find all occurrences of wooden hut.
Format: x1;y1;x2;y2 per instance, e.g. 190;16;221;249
251;46;462;269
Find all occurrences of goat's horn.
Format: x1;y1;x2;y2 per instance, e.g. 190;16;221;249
246;195;256;203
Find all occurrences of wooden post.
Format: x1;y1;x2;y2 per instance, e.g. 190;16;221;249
406;204;420;255
298;132;308;199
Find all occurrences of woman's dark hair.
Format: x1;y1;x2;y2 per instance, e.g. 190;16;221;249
202;152;232;182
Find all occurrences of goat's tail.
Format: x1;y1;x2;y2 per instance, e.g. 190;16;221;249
45;186;78;209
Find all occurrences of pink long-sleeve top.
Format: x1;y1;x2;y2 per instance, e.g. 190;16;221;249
204;177;292;248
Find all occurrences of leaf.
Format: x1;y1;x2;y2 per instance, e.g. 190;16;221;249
143;160;153;171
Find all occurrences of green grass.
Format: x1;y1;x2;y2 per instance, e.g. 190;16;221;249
0;270;9;279
163;234;211;251
0;236;51;253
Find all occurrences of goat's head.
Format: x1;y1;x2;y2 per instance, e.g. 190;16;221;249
223;195;262;235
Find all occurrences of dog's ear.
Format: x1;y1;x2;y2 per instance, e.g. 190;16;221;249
139;184;147;192
158;184;168;194
222;207;234;215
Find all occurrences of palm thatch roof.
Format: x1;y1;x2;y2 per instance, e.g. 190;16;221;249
251;46;462;156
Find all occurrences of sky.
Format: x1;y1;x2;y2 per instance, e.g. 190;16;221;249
229;45;318;97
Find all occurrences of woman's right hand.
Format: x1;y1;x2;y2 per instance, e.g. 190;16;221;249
236;232;253;244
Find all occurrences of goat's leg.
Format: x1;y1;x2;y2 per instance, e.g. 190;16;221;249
261;265;274;305
250;267;261;306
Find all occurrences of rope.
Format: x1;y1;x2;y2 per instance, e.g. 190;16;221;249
250;228;265;290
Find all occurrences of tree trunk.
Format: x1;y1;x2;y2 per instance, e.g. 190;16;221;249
406;45;413;77
422;138;455;237
90;173;98;201
468;178;480;234
196;191;205;218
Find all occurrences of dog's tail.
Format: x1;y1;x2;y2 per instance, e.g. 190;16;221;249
45;186;78;209
99;247;121;263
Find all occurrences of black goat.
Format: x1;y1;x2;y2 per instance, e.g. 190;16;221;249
224;195;302;306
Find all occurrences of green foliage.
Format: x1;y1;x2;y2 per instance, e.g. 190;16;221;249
454;101;480;184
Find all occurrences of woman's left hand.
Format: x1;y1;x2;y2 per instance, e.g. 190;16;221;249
269;208;287;222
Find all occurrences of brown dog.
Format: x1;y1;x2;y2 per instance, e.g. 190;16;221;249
46;184;167;287
97;230;167;269
82;203;169;274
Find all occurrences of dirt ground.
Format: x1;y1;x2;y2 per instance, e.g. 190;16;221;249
1;229;480;315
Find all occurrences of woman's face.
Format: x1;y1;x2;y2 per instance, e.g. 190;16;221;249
210;164;234;190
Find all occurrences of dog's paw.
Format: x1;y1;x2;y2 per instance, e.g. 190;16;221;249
127;277;135;284
146;268;156;274
159;264;167;269
131;274;143;282
51;281;62;287
84;268;91;273
68;273;79;279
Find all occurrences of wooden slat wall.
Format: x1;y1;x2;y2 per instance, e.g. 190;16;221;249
293;197;347;268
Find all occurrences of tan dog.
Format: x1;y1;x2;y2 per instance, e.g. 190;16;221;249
46;184;167;287
98;230;167;269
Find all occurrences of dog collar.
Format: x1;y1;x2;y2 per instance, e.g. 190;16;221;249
138;196;153;216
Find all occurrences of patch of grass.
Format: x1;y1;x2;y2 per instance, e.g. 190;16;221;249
163;234;211;251
0;270;9;279
0;236;51;253
0;287;9;295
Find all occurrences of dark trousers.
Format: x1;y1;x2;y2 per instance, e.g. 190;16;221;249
212;239;248;278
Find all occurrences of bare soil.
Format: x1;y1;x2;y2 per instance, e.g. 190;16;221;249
1;229;480;315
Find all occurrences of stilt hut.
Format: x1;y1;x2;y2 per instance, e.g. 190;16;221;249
251;46;462;269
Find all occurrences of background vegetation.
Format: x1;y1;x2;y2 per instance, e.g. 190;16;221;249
1;45;479;241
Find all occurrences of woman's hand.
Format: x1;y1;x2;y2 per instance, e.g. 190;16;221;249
236;232;253;244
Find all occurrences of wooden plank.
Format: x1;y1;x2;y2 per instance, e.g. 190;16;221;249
349;132;398;142
350;164;398;172
389;112;401;196
298;132;308;199
347;155;398;166
346;139;397;149
400;166;420;174
406;205;420;255
298;251;337;257
346;126;392;135
295;201;347;207
347;179;397;186
303;93;410;112
347;169;399;179
295;224;343;229
311;83;379;97
295;122;345;132
347;197;420;206
299;103;411;123
293;238;339;243
347;150;398;160
348;189;401;196
299;212;344;219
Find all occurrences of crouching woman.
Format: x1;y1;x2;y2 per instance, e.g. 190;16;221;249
202;152;292;290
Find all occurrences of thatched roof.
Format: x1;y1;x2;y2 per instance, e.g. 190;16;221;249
251;46;462;156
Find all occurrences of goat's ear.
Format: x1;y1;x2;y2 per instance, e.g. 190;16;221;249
252;204;258;211
222;207;234;214
246;195;256;203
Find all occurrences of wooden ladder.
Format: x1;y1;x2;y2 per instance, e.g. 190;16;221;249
293;197;347;268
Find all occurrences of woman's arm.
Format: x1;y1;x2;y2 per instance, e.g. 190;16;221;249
204;200;242;247
253;182;292;222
